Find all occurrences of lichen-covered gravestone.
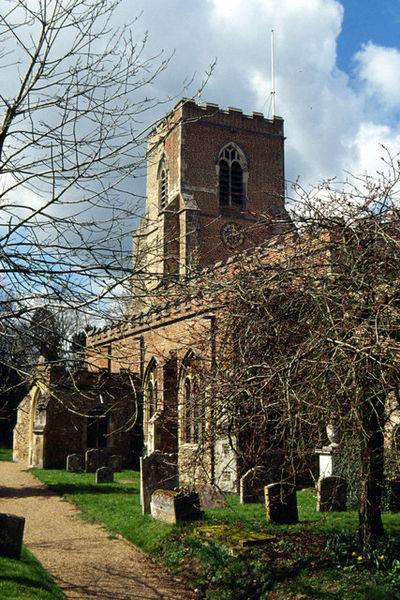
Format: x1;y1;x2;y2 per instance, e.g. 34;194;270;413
317;476;347;512
197;484;226;509
265;483;298;524
96;466;114;484
140;452;178;514
85;448;108;473
150;490;203;524
66;453;84;472
0;513;25;559
240;466;269;503
108;454;122;472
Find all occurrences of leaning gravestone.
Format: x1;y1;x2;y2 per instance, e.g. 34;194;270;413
265;483;298;524
96;466;114;484
240;466;269;504
66;453;84;472
317;476;347;512
140;452;178;514
85;448;109;473
150;489;203;524
0;513;25;559
108;454;123;472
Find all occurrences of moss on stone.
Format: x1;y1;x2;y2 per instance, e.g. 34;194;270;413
192;524;276;555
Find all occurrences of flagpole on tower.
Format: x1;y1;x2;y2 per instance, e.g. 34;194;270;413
271;29;276;117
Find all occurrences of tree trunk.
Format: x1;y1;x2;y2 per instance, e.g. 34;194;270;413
358;393;385;550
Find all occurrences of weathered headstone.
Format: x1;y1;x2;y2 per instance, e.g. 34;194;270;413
108;454;123;472
388;478;400;512
140;452;178;514
265;483;298;524
197;484;226;509
240;466;269;504
317;476;347;512
85;448;109;473
150;490;203;524
96;466;114;484
66;453;84;472
0;513;25;559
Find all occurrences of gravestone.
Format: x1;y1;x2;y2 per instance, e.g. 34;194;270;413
197;484;226;509
317;476;347;512
150;490;203;524
0;513;25;559
66;453;84;472
140;451;178;514
85;448;109;473
265;483;298;524
96;466;114;484
388;478;400;512
108;454;123;472
240;466;269;503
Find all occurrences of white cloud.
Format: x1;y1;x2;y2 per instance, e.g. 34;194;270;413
355;43;400;109
353;122;400;176
4;0;400;241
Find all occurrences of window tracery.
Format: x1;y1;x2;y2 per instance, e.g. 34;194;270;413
218;144;247;207
180;354;205;444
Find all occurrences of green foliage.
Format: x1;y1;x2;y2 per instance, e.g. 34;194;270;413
327;529;400;593
197;541;274;600
0;546;66;599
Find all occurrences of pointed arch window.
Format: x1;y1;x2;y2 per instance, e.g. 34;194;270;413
158;155;169;210
180;355;205;444
144;362;158;422
218;144;247;208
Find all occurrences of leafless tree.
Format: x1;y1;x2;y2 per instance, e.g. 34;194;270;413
0;0;180;378
200;157;400;549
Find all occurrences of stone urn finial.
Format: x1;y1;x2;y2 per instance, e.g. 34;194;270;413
326;421;340;447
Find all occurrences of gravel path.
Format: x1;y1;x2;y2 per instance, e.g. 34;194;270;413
0;461;197;600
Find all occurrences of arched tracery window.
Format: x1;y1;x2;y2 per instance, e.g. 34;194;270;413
144;361;158;422
180;354;205;444
158;155;169;210
218;144;247;208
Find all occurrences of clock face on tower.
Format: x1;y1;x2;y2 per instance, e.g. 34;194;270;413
220;222;245;249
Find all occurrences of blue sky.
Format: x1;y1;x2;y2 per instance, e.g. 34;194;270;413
338;0;400;72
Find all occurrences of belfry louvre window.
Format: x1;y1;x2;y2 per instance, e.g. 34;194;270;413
218;144;246;207
159;155;169;210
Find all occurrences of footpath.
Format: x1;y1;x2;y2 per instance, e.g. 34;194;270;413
0;461;196;600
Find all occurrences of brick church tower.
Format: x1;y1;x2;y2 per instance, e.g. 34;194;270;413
131;98;285;309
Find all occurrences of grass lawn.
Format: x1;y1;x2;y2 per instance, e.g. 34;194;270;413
0;547;67;600
31;468;400;600
0;448;13;461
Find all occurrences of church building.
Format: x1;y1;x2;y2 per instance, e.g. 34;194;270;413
86;98;287;491
14;98;287;490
